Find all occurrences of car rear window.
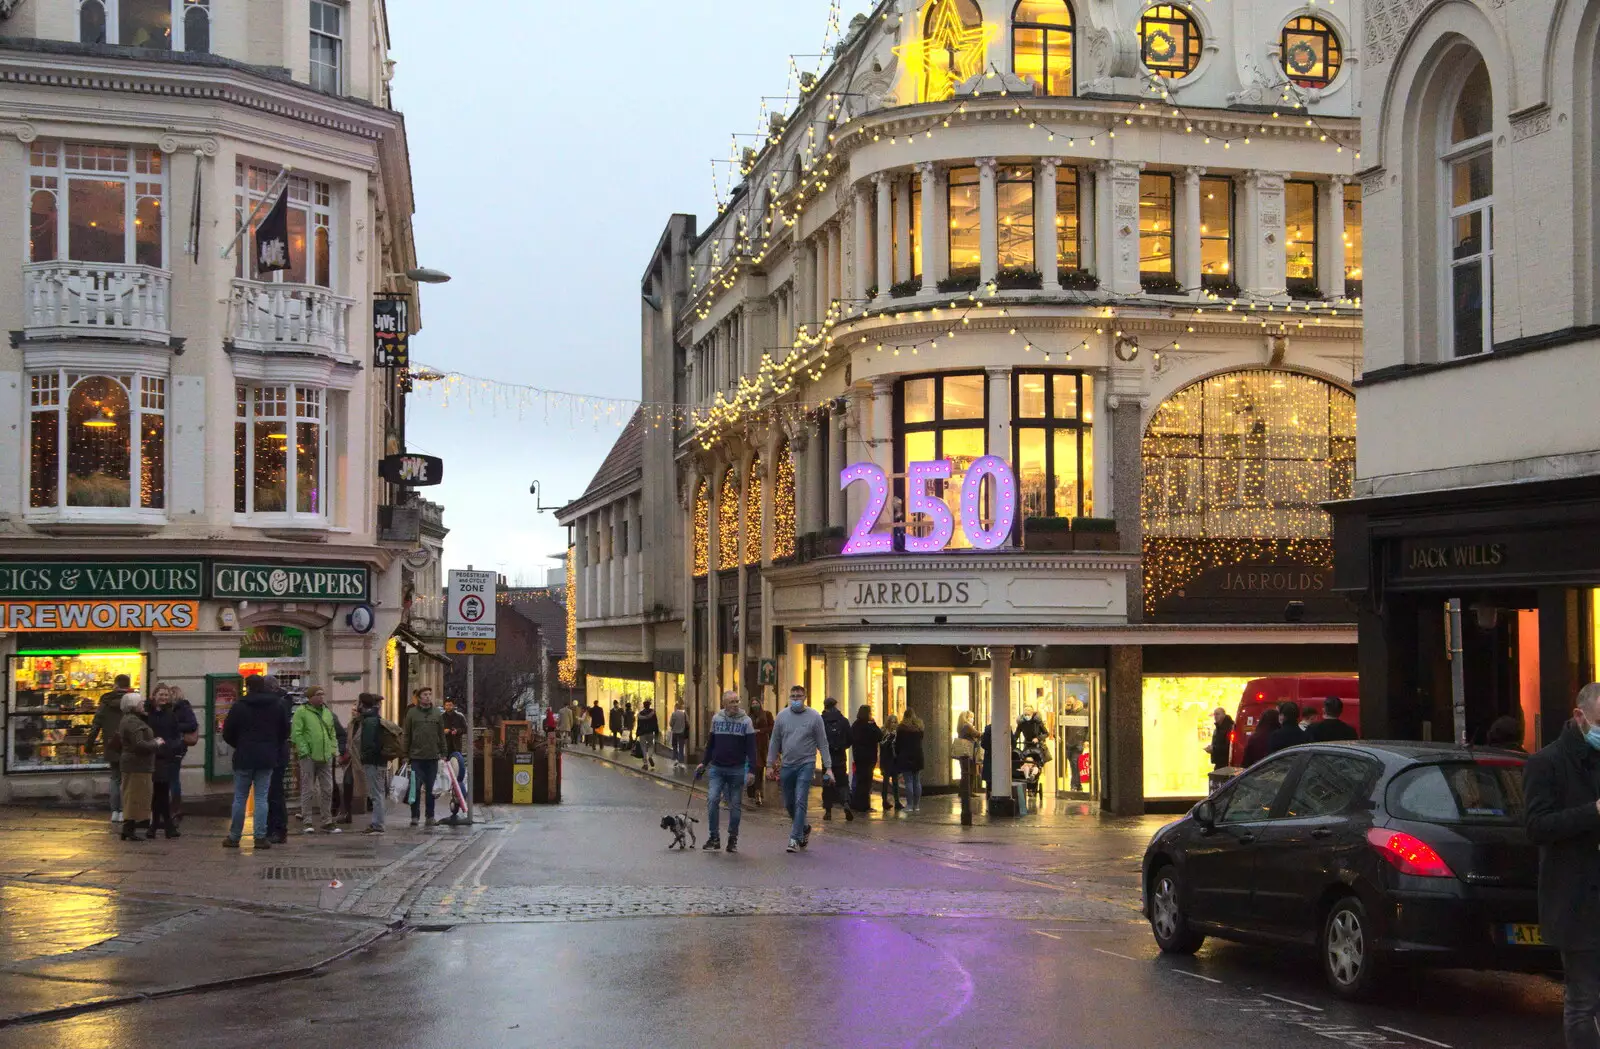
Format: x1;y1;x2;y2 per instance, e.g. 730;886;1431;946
1386;762;1525;824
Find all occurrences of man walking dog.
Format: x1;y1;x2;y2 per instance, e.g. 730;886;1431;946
696;690;756;854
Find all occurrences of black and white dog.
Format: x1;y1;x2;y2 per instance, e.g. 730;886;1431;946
660;812;698;851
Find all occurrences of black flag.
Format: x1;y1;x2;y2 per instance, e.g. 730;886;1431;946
254;189;291;275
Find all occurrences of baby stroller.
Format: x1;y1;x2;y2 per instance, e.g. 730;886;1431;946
1013;741;1050;798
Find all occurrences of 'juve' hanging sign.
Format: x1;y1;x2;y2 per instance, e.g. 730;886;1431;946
840;457;1018;554
373;295;410;368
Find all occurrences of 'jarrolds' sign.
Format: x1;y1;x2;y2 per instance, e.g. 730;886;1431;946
0;562;203;599
211;563;369;603
0;600;198;631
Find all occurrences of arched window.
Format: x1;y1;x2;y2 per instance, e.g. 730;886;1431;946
717;471;740;570
1012;0;1074;96
1139;5;1202;80
744;456;763;565
774;442;797;560
1443;59;1493;357
1280;16;1342;89
692;480;709;577
79;0;107;44
29;372;167;512
183;0;210;54
916;0;990;102
1141;370;1353;613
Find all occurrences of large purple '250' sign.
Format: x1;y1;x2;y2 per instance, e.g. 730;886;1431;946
840;456;1018;555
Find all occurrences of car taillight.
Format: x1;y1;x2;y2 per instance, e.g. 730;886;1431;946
1229;731;1237;746
1367;828;1455;878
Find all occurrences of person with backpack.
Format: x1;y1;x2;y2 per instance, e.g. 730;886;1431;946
635;701;661;770
820;697;854;822
222;675;290;849
351;693;398;833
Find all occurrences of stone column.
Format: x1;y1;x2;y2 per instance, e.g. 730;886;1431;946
1109;392;1146;615
894;175;913;283
1243;170;1288;299
680;471;699;744
874;173;894;303
977;157;999;284
869;377;896;476
1106;645;1144;817
806;415;826;536
1321;176;1347;299
1036;158;1061;290
813;236;828;325
735;455;752;696
828;222;844;314
988;646;1016;814
824;645;848;707
1100;161;1144;296
985;365;1011;467
846;644;871;722
761;429;778;566
918;161;940;293
706;464;723;696
1180;167;1204;295
786;637;807;692
827;407;847;531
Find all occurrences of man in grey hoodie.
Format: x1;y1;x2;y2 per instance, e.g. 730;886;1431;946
768;685;834;853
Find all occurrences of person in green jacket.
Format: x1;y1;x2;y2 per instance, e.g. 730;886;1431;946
402;693;446;827
291;686;342;834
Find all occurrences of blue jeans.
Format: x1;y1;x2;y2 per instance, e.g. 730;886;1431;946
706;767;744;839
229;768;272;841
780;764;815;842
671;734;687;764
363;765;388;829
902;770;923;810
410;759;439;819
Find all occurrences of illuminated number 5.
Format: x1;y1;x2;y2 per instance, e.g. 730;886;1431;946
839;463;892;555
960;455;1018;551
905;460;955;553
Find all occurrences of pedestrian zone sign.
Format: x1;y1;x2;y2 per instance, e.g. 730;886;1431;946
447;569;497;642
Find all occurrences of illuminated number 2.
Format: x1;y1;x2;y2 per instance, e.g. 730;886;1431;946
839;463;892;555
960;455;1018;551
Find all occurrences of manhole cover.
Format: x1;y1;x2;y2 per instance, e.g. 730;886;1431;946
258;867;382;882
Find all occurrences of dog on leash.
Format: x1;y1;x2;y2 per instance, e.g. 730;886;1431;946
661;812;698;850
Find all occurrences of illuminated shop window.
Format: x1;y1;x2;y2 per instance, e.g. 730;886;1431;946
898;373;987;550
1013;371;1094;520
1139;173;1175;286
1139;5;1201;79
1199;176;1234;290
692;479;709;577
29;371;164;512
233;384;329;519
1343;183;1363;299
1012;0;1074;96
774;442;797;560
745;456;763;566
947;166;982;280
718;471;739;571
1144;676;1256;798
997;164;1035;270
1056;167;1082;272
1280;16;1341;89
1285;180;1318;297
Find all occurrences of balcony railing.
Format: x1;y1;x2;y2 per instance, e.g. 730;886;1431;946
23;262;172;343
229;279;355;358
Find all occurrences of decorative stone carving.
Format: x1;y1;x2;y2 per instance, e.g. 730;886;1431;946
1081;27;1142;80
1360;168;1387;196
0;0;24;18
1511;107;1552;141
0;120;38;143
1367;0;1432;65
157;132;219;156
850;52;900;113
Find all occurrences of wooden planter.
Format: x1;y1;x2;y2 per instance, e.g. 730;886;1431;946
1022;527;1074;552
1072;531;1122;552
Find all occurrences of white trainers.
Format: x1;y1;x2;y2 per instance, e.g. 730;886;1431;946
786;839;799;853
111;810;122;823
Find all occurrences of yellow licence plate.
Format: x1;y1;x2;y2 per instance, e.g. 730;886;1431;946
1506;923;1545;946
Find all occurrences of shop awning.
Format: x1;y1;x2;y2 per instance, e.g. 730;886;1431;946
393;625;452;666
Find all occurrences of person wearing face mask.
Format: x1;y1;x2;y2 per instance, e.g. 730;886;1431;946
768;686;834;853
1526;681;1600;1049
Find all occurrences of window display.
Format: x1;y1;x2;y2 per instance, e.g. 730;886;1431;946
1143;676;1254;798
6;650;145;772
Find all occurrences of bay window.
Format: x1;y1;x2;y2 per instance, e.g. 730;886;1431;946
1285;180;1319;297
1199;176;1234;289
1014;371;1094;520
28;142;164;268
77;0;211;52
234;164;334;287
947;166;981;280
997;164;1035;270
898;374;987;550
29;372;165;512
234;385;329;519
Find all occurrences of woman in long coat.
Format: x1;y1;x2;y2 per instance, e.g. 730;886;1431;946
849;706;884;813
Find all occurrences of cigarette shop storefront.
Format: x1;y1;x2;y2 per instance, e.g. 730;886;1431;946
0;558;378;803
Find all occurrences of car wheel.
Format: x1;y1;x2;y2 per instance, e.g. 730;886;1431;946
1149;864;1205;955
1322;896;1380;999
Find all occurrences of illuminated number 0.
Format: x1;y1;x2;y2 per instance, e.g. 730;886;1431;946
839;463;892;555
960;455;1017;551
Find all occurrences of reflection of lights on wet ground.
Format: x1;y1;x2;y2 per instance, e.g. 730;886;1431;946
0;884;120;961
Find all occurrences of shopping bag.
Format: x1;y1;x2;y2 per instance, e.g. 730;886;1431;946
390;762;411;804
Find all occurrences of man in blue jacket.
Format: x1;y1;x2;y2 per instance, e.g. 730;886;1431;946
696;690;756;854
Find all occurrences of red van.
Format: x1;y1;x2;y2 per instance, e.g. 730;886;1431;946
1228;676;1359;767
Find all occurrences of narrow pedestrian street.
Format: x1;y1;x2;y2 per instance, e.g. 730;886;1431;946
0;759;1563;1049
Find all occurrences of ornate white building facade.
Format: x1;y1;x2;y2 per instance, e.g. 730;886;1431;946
1331;0;1600;749
0;0;427;802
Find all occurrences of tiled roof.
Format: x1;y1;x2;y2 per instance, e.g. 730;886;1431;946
576;408;644;505
504;590;569;660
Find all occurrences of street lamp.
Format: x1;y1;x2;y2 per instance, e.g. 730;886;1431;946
386;267;453;284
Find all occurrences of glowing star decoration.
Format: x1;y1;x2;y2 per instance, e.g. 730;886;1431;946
960;456;1018;551
904;460;956;553
895;0;997;104
840;463;893;555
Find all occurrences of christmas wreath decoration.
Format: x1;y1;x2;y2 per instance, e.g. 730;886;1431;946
1286;39;1320;75
1144;27;1179;65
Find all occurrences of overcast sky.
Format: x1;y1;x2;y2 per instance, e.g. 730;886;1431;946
387;1;841;585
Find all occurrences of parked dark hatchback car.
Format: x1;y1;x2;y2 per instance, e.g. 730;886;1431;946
1141;741;1557;997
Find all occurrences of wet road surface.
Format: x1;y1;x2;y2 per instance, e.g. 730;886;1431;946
0;758;1565;1049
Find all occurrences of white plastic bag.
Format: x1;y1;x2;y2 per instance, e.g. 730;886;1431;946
390;762;411;804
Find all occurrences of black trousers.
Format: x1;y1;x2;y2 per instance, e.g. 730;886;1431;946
151;781;174;833
851;757;877;811
823;748;851;812
1563;949;1600;1049
268;764;288;836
